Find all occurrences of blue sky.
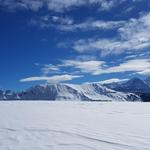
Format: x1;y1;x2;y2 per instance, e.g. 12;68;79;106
0;0;150;91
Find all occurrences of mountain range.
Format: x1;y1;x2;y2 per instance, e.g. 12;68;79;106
1;77;150;101
0;78;146;101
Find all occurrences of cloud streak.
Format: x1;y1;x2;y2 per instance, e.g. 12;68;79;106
56;20;125;31
30;15;125;32
0;0;123;12
62;60;105;75
95;59;150;75
99;78;128;84
20;74;83;83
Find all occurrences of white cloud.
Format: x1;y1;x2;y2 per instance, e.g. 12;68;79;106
42;64;60;75
99;78;128;84
59;59;150;76
23;58;150;83
57;20;125;31
73;13;150;56
137;69;150;76
46;0;85;12
30;14;125;32
1;0;43;11
20;74;82;83
0;0;122;12
30;15;75;30
52;16;73;25
62;60;105;75
38;58;150;77
69;58;150;76
95;59;150;75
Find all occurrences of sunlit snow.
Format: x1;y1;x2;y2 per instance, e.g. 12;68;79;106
0;101;150;150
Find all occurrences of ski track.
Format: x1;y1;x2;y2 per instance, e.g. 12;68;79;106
0;101;150;150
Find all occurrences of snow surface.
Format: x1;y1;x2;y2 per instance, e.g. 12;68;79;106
0;101;150;150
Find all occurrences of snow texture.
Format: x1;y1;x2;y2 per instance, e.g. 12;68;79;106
0;101;149;150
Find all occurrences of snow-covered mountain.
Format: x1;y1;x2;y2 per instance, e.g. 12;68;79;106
0;90;19;100
114;77;150;93
0;83;141;101
102;77;150;101
103;77;150;94
17;83;140;101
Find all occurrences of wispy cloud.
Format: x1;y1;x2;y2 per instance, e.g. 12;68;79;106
56;20;125;31
20;58;150;84
62;59;150;76
30;14;125;32
20;74;83;83
95;59;150;75
0;0;124;12
61;60;105;75
42;64;60;75
73;13;150;56
137;69;150;76
99;78;128;84
38;58;150;76
30;15;74;30
0;0;43;11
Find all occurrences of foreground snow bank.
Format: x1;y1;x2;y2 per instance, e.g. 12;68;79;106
0;101;150;150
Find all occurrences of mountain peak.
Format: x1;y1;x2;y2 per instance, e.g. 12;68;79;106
113;77;150;94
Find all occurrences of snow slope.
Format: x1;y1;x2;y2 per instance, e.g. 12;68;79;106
18;83;141;101
0;101;150;150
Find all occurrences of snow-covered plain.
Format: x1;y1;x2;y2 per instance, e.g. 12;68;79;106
0;101;150;150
